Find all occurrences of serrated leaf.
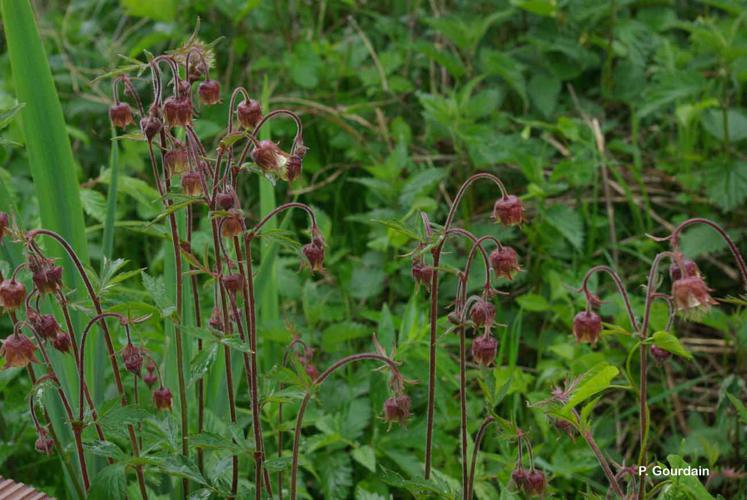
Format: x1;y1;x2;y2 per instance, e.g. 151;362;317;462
563;363;619;410
544;204;584;250
85;440;128;460
651;331;692;359
704;160;747;212
141;271;176;318
189;344;219;387
88;463;127;500
352;445;377;473
516;293;550;312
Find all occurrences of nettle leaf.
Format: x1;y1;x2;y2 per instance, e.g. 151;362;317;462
85;440;128;461
341;398;371;441
701;108;747;142
88;463;127;500
727;393;747;424
563;363;619;410
154;455;209;486
80;188;107;223
704;160;747;212
651;331;692;359
516;293;551;312
189;343;219;387
141;271;176;318
319;453;353;500
264;456;292;473
544;204;584;250
352;445;377;473
399;168;448;207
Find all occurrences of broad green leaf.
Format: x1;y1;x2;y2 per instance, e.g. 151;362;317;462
141;271;176;318
726;393;747;424
544;204;584;250
651;331;693;359
516;293;551;312
120;0;176;21
564;363;619;410
511;0;557;17
352;445;377;473
704;160;747;212
88;463;127;500
321;322;371;351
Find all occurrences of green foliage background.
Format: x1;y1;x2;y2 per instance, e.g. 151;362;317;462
1;0;746;498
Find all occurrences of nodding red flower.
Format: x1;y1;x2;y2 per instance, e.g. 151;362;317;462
32;263;63;295
220;211;244;238
470;298;495;327
411;261;434;290
304;363;319;380
163;95;193;127
181;171;203;196
552;418;576;440
215;191;236;210
672;275;717;314
29;312;59;339
188;60;208;83
164;144;189;175
52;332;72;354
0;278;26;311
572;310;602;345
143;370;158;387
251;140;289;174
221;274;243;295
198;80;221;105
489;246;520;280
237;99;262;129
669;258;700;281
650;345;671;363
526;469;547;495
109;102;134;128
0;211;8;242
511;467;529;490
153;386;173;411
35;429;54;455
471;334;498;366
1;333;36;368
121;343;143;375
284;154;303;182
303;241;325;272
492;195;524;226
383;394;411;426
140;114;163;141
208;307;224;332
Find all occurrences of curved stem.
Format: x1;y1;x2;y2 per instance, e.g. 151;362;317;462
290;353;401;499
580;265;640;332
458;322;468;499
443;173;508;231
669;218;747;286
467;416;495;499
249;202;317;236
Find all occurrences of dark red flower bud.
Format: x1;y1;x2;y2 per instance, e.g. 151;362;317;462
32;264;63;295
650;345;671;363
0;211;9;243
552;418;576;440
572;310;602;345
470;298;495;327
140;114;163;141
181;171;203;196
383;394;411;425
198;80;221;105
251;140;289;173
215;191;236;210
411;262;434;290
52;332;72;354
489;246;520;280
220;212;244;238
121;343;143;375
109;102;134;128
237;99;262;129
303;242;325;272
511;467;529;489
492;195;524;226
284;154;302;182
143;370;158;387
672;275;717;314
471;334;498;367
208;307;224;332
29;312;59;339
0;279;26;310
1;333;36;368
163;96;193;127
221;274;243;295
164;144;189;175
304;363;319;380
35;429;54;455
526;469;547;495
153;386;173;411
670;258;699;281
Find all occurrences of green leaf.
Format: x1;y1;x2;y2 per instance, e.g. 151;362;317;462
651;331;693;359
701;108;747;142
85;440;127;461
141;271;176;318
704;160;747;212
726;393;747;424
516;293;550;312
352;445;377;473
544;204;584;250
88;463;127;500
663;455;714;499
528;73;561;118
563;363;619;410
189;344;219;387
511;0;557;17
120;0;176;21
0;102;24;129
321;322;371;352
155;455;209;486
319;453;353;500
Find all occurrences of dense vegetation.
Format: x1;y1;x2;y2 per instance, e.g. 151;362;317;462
0;1;746;498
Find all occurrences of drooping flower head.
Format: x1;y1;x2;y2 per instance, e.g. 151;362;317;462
122;343;144;375
109;102;134;128
383;394;411;426
1;333;36;368
489;246;521;280
198;80;221;105
35;428;54;455
572;310;602;345
650;345;671;363
672;275;717;315
154;386;173;411
492;195;524;226
471;334;498;367
0;279;26;311
470;297;495;327
237;99;262;129
251;140;289;175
